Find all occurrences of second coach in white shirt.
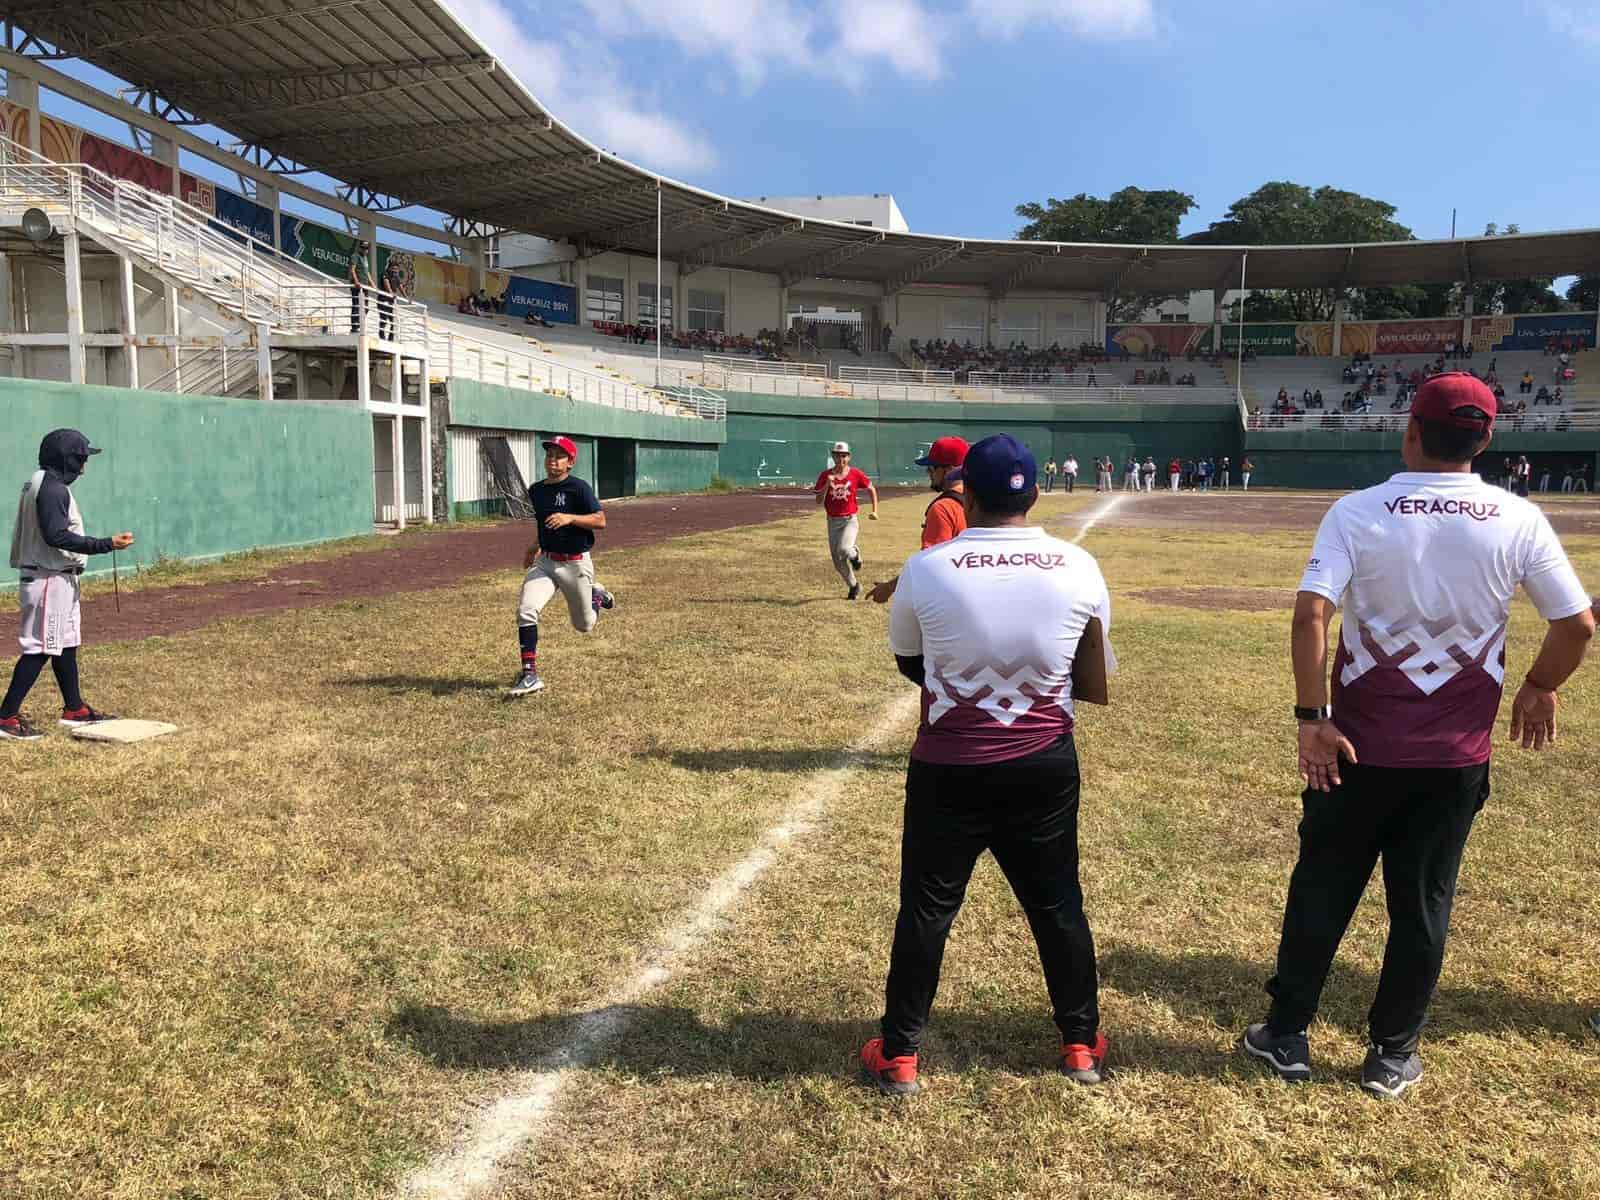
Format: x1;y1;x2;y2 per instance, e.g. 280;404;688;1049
1241;372;1594;1099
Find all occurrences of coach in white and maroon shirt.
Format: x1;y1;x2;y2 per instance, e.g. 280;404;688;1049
858;434;1115;1096
1241;373;1594;1100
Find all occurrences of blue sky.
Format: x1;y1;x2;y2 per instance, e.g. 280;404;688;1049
38;0;1600;247
446;0;1600;242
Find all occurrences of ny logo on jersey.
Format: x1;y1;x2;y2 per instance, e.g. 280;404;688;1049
553;493;568;508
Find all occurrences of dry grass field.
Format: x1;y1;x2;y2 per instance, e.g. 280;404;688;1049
3;486;1598;1199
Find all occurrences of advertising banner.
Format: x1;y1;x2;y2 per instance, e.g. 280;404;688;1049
212;188;276;249
504;275;578;324
1370;319;1460;356
280;214;362;278
1105;323;1211;357
1218;323;1299;356
1472;312;1596;352
1294;323;1336;356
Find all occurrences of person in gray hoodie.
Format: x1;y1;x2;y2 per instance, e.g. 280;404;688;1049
2;429;134;741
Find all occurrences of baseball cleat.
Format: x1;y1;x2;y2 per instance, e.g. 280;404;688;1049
1060;1032;1110;1085
1240;1022;1311;1082
1361;1045;1423;1099
858;1037;919;1096
507;670;545;697
592;586;615;613
0;714;44;741
60;705;117;728
847;583;860;600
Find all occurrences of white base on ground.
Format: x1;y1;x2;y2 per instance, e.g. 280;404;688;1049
69;719;179;744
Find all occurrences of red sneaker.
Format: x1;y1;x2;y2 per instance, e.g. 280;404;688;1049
858;1036;920;1096
60;705;117;728
1060;1032;1109;1085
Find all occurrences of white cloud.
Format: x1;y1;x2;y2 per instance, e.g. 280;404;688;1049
580;0;819;87
966;0;1157;40
443;0;718;173
830;0;946;83
1541;1;1600;44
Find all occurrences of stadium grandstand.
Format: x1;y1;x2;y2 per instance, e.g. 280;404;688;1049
0;0;1597;564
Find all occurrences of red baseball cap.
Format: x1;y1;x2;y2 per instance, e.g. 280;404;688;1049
1411;373;1496;431
542;435;578;459
915;436;969;468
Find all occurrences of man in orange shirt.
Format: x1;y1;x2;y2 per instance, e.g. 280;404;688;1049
868;436;968;603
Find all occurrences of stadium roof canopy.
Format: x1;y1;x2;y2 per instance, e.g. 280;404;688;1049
9;0;1600;296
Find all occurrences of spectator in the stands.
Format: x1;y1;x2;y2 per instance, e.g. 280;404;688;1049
1554;386;1565;406
1521;370;1535;394
1311;388;1324;409
1277;386;1290;407
1301;388;1313;408
378;253;410;342
525;310;553;328
1535;384;1554;405
349;239;375;333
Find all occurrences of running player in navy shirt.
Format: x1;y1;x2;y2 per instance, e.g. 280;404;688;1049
508;436;616;697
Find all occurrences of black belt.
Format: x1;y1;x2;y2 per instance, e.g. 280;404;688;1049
20;565;82;576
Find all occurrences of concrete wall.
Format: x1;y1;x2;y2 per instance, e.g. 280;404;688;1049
720;392;1241;487
1;377;374;579
636;443;723;494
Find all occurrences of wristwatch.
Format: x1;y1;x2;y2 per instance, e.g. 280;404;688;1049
1294;705;1332;721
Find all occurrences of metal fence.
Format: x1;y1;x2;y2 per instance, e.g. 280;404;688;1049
702;353;827;378
1250;409;1600;432
837;364;956;384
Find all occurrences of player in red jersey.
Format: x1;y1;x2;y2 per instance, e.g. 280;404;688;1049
814;441;878;599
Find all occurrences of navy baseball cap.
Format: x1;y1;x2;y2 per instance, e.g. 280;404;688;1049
962;434;1036;504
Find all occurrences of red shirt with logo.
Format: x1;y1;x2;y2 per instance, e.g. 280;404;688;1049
815;467;872;518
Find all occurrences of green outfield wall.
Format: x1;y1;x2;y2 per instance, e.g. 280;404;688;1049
2;377;374;582
444;379;725;513
719;393;1243;486
1243;427;1600;491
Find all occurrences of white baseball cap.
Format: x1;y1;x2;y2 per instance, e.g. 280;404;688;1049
831;441;850;453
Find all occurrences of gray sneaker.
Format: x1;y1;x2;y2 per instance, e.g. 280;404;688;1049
1240;1022;1311;1082
1360;1045;1423;1099
508;670;545;697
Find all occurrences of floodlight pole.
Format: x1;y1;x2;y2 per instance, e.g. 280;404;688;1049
1235;251;1247;414
655;181;662;387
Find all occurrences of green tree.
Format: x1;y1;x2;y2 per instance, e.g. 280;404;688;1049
1191;182;1416;320
1467;224;1563;315
1014;186;1197;320
1567;274;1599;310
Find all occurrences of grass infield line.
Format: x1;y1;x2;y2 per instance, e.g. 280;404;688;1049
395;494;1124;1200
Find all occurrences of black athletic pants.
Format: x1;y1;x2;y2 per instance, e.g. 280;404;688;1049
1;646;82;717
880;736;1098;1056
1266;759;1489;1054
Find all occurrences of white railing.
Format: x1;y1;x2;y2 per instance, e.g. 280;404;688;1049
436;325;724;421
1249;409;1600;432
0;134;428;348
667;361;1236;407
703;353;826;378
966;370;1097;387
837;365;956;384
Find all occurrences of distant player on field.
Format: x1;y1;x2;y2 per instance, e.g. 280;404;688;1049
867;436;968;604
815;441;878;600
508;436;615;697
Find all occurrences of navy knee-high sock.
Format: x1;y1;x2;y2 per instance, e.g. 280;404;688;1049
1;653;47;718
518;624;538;671
52;646;83;711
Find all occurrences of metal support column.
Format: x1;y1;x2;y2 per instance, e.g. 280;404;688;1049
63;228;86;384
256;321;274;401
119;256;140;388
165;278;181;390
391;411;406;531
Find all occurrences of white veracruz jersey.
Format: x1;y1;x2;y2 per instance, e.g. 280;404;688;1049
889;526;1112;765
1299;471;1588;768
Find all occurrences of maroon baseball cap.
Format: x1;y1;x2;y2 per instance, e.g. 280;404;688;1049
542;435;578;460
1411;373;1496;431
915;436;969;468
